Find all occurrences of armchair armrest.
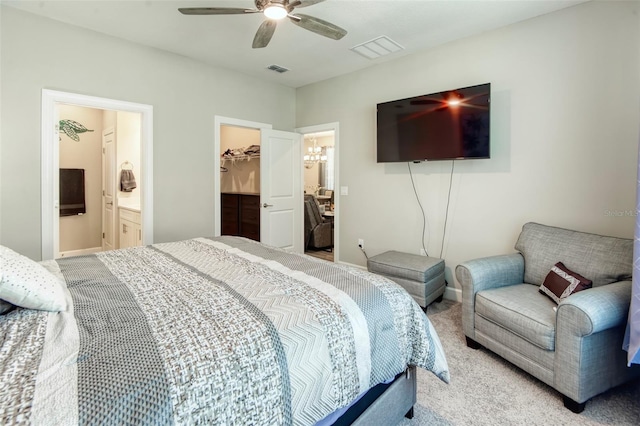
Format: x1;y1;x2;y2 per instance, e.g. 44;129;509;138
309;221;333;249
556;280;632;337
554;281;636;403
315;221;333;232
456;253;525;338
456;253;525;293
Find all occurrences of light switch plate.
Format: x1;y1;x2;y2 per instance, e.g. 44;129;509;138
340;186;348;195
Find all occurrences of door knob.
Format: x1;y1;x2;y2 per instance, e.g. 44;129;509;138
262;203;273;208
106;201;113;206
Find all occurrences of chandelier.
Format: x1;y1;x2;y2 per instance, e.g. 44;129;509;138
304;137;327;169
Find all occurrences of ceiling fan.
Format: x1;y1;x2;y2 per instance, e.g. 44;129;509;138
179;0;347;48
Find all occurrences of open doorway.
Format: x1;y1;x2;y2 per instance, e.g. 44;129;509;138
57;105;142;258
296;122;340;262
214;117;303;252
219;125;261;241
214;116;272;241
41;89;153;261
302;131;335;262
214;116;329;254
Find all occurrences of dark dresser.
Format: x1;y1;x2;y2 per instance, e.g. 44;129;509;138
221;192;260;241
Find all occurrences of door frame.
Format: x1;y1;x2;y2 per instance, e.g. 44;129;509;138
41;89;154;260
296;122;340;262
213;116;272;237
101;127;116;252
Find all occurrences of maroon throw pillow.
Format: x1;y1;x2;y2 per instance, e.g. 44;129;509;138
539;262;592;304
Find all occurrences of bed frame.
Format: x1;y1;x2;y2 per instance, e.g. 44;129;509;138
333;365;417;425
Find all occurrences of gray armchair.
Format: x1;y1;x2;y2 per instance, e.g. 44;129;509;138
456;222;640;412
304;195;333;250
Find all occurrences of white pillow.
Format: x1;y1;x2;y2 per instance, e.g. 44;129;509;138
0;245;67;312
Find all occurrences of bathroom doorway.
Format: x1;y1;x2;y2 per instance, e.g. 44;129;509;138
57;104;143;258
41;89;153;261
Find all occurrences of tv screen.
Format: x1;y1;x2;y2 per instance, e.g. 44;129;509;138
377;83;490;162
60;168;86;216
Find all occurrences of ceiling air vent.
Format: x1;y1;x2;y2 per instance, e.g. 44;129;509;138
267;64;289;73
350;36;404;60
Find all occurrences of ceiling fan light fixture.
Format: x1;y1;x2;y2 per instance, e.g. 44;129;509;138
264;5;288;20
179;0;346;48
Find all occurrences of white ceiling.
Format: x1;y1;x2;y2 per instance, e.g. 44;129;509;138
4;0;587;88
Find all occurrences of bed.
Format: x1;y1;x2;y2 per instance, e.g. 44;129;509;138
0;236;449;425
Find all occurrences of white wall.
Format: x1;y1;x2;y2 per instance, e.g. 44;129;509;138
296;1;640;293
116;111;142;205
0;6;295;259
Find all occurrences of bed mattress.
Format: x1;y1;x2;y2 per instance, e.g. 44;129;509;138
0;236;449;425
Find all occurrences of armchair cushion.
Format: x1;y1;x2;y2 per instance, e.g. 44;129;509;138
476;284;557;350
514;222;632;287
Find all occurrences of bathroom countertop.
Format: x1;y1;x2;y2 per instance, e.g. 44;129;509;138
118;204;140;213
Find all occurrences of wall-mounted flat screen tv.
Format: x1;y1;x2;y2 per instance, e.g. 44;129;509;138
377;83;490;162
60;168;86;216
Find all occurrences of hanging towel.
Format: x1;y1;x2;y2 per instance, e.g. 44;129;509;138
120;169;137;192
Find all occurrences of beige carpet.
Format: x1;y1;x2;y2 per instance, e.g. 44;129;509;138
398;300;640;425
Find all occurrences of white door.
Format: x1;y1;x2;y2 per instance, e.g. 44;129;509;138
260;129;303;252
102;128;116;251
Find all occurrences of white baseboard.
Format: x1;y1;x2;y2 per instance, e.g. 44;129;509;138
444;286;462;303
58;246;102;258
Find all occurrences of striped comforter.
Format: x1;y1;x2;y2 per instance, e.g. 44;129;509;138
1;237;449;425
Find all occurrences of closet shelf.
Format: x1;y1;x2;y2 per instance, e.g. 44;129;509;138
221;145;260;164
221;153;260;163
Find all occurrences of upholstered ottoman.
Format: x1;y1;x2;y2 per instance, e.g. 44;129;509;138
367;251;446;308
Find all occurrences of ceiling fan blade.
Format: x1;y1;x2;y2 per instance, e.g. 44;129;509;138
253;20;278;48
289;0;326;8
289;13;347;40
178;8;258;15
